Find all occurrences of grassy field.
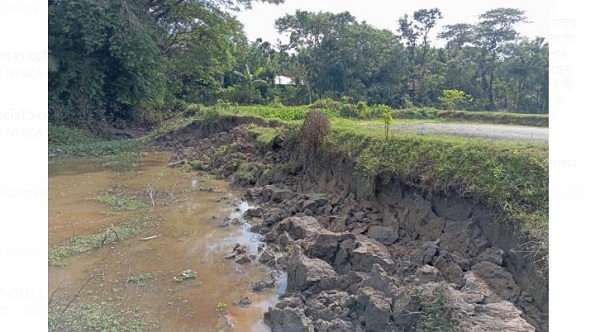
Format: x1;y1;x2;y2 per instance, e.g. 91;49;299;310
181;103;548;127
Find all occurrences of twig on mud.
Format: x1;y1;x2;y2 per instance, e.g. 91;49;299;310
147;170;167;207
48;280;64;306
177;141;189;155
148;185;155;207
100;227;120;246
139;235;160;241
168;160;186;168
59;274;94;317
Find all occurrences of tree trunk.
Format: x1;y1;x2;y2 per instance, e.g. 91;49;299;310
487;69;495;110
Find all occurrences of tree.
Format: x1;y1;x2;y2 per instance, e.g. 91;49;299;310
48;0;165;129
380;105;393;141
397;8;443;104
474;8;528;110
49;0;286;129
276;11;408;106
438;8;530;111
438;89;471;110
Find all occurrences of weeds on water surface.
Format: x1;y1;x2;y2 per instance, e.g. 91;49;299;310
124;273;157;285
173;269;197;283
48;214;154;266
95;193;149;212
48;301;148;332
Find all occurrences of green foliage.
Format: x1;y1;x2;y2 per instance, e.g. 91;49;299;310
48;125;97;146
238;105;307;120
309;98;343;112
438;89;471;110
380;105;393;140
49;0;165;129
417;288;455;332
339;103;358;118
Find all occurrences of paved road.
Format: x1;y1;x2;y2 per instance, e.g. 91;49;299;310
387;123;548;142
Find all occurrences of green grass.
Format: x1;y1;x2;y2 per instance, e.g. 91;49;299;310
417;288;455;332
48;214;154;266
246;123;281;146
393;108;548;127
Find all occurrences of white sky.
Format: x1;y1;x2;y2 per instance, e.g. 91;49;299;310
235;0;549;47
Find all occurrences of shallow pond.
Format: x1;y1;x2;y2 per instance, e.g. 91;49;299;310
48;151;282;331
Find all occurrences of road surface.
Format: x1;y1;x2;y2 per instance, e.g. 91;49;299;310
387;122;548;142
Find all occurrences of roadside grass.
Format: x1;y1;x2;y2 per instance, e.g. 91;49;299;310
48;300;148;332
48;214;154;266
199;104;547;127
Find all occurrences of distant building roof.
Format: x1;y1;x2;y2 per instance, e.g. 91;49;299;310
273;75;293;85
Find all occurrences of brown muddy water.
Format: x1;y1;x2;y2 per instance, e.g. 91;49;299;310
48;152;283;331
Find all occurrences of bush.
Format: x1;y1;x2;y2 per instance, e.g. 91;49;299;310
300;111;331;160
309;98;343;112
339;103;358;118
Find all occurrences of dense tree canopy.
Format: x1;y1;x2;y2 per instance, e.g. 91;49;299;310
48;3;549;131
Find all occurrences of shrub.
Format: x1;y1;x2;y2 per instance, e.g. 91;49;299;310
309;98;342;112
300;111;331;161
339;103;358;118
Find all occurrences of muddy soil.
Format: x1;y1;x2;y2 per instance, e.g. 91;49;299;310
48;152;284;331
153;118;548;332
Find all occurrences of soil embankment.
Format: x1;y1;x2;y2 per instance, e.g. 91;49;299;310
153;115;548;331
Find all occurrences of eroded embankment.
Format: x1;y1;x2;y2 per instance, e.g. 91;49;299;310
152;116;548;331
